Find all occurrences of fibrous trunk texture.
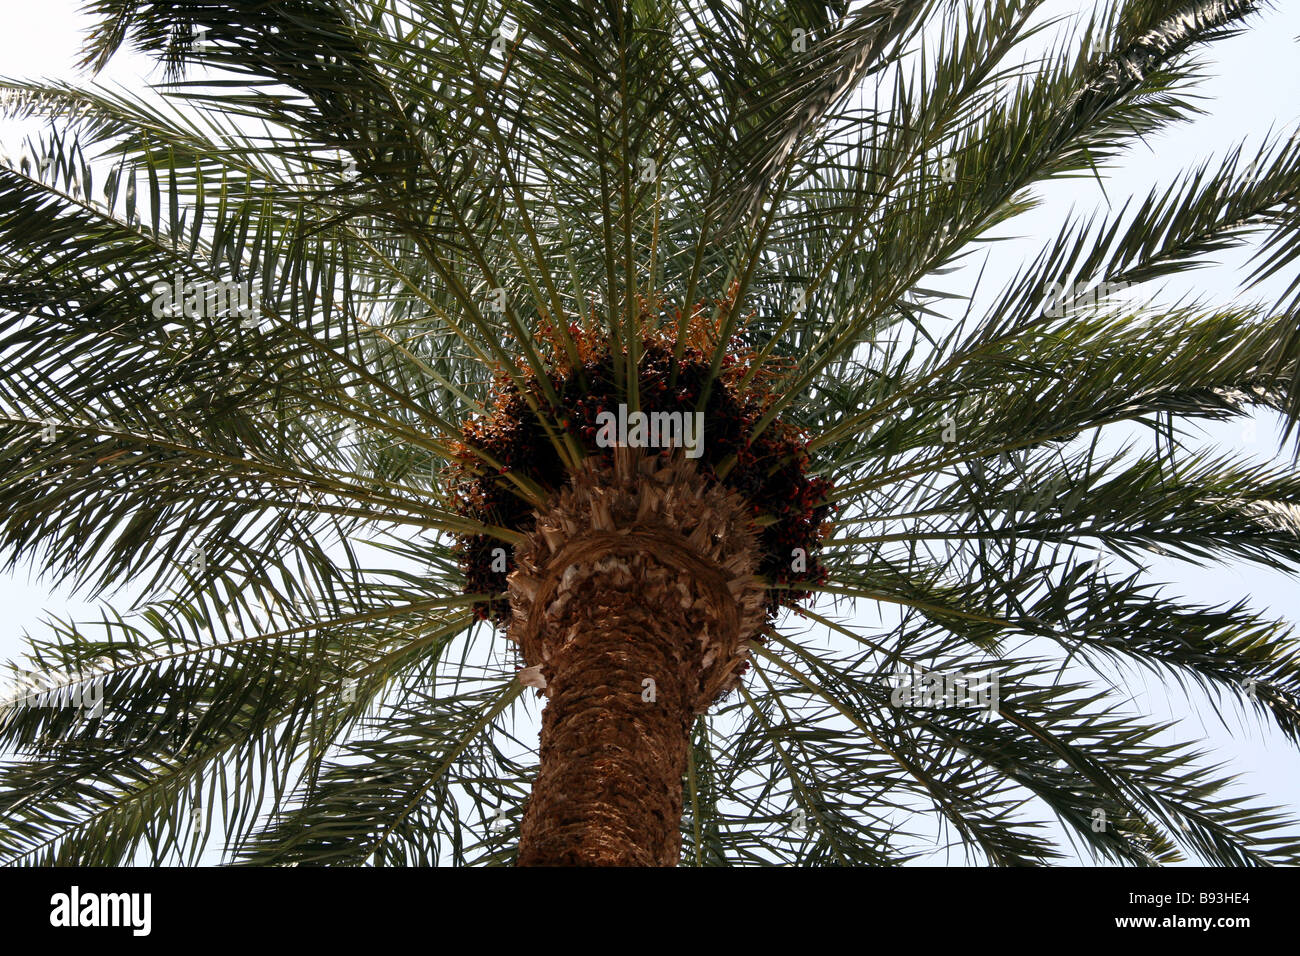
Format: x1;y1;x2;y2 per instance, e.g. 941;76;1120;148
508;449;766;866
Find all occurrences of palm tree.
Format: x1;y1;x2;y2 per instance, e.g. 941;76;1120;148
2;0;1300;867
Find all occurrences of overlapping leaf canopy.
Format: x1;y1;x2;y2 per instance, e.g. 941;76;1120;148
2;0;1300;865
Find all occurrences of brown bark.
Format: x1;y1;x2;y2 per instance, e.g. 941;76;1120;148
508;450;766;866
514;557;699;866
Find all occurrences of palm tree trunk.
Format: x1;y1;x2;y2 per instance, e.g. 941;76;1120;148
508;451;766;867
515;566;695;866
